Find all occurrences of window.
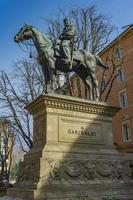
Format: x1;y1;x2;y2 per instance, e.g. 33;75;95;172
119;90;128;108
118;65;125;82
122;121;131;142
115;47;124;60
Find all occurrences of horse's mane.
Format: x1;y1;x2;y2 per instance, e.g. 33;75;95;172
31;26;52;44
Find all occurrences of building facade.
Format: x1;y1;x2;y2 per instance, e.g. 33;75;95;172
70;25;133;152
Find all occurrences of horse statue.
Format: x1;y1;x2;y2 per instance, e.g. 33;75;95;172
14;24;108;100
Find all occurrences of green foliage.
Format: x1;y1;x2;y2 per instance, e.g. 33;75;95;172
10;164;19;180
0;191;6;197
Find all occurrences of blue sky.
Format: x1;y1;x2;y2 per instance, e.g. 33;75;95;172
0;0;133;71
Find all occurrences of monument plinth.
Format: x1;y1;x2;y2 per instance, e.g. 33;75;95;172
7;94;133;200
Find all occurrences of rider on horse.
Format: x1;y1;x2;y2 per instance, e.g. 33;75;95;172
54;18;76;67
14;22;108;100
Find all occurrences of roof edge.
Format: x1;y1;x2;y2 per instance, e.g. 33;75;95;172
99;25;133;55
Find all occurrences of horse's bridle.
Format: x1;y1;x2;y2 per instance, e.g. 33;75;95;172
17;25;34;57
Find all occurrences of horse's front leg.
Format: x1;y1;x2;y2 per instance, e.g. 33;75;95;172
45;82;48;94
40;65;49;94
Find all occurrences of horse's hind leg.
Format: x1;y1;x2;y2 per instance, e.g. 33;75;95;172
75;65;94;100
85;77;100;101
84;76;93;100
89;72;100;101
94;80;100;101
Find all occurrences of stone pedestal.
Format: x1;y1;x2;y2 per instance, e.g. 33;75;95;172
7;94;133;200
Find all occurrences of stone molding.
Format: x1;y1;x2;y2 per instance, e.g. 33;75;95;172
25;94;120;117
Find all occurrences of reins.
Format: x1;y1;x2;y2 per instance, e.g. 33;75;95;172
18;40;33;58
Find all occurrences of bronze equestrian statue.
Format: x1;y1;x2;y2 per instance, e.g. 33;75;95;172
14;19;108;100
54;18;76;67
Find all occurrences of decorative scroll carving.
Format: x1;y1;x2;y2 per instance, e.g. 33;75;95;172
16;161;38;186
41;159;133;184
63;161;85;178
16;158;133;187
96;161;112;177
112;161;124;179
34;116;45;146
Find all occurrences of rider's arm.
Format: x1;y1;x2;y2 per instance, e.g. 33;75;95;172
60;26;76;40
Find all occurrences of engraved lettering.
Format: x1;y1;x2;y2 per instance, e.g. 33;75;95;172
68;129;71;134
67;127;97;137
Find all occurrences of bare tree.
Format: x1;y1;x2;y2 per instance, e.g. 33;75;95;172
0;117;15;181
46;5;115;53
46;13;63;44
99;47;124;101
75;5;115;52
0;58;45;152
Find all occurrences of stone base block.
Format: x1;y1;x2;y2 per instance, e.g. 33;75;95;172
6;95;133;200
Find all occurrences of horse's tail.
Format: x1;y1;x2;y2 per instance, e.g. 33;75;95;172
95;55;108;69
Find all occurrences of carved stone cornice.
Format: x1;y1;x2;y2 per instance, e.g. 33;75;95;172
25;94;120;117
